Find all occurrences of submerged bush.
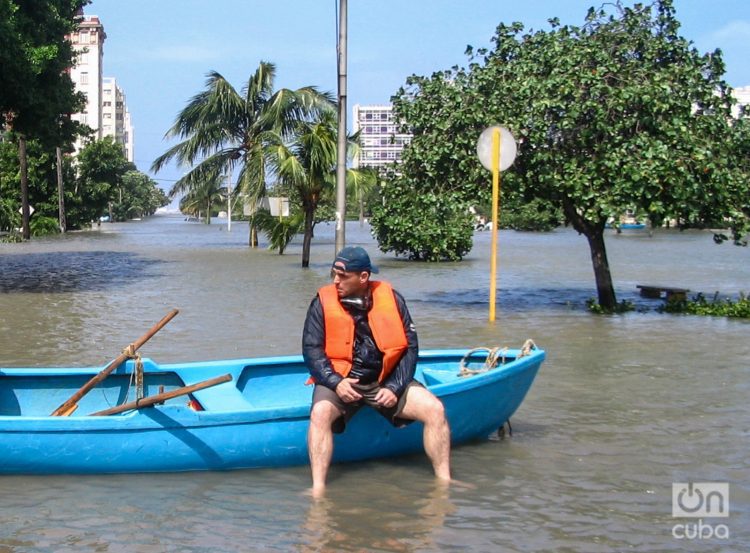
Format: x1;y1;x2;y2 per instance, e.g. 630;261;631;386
586;298;635;314
30;216;61;237
660;292;750;318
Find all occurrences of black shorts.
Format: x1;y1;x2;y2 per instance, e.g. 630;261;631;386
311;380;424;434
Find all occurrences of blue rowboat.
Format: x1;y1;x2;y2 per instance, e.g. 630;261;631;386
0;346;544;474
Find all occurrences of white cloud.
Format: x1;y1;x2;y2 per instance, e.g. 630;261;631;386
705;20;750;45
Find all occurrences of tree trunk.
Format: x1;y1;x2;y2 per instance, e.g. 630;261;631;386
562;195;617;310
359;194;365;227
301;207;315;268
19;136;30;240
585;228;617;310
56;147;66;232
205;200;211;224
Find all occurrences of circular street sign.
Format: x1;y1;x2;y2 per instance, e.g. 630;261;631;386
476;126;517;171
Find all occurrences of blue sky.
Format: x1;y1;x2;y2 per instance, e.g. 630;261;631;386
86;0;750;195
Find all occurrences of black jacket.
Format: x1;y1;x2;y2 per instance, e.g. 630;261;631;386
302;285;418;397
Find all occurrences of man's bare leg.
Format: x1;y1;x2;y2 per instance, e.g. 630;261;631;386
399;386;451;481
307;400;343;498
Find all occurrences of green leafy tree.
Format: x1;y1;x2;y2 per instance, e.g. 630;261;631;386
0;137;80;233
73;137;134;224
387;0;749;308
111;170;169;221
152;61;334;247
371;179;474;261
371;51;482;261
1;0;88;239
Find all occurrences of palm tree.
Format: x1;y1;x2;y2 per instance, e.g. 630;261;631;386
151;61;334;246
347;166;379;226
249;208;303;255
273;111;362;267
178;177;224;224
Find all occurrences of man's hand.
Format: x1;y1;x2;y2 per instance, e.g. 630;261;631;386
335;378;362;403
374;387;397;408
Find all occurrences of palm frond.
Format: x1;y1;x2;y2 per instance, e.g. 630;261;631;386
244;61;277;112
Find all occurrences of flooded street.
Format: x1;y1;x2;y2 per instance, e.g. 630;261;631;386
1;215;748;552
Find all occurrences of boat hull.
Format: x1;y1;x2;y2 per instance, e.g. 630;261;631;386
0;348;544;474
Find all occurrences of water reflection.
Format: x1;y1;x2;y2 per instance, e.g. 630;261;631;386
300;481;456;552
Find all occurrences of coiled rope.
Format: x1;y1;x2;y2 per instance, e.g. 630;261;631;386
458;339;537;377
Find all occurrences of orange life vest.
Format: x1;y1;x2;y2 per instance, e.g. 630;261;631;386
318;281;408;383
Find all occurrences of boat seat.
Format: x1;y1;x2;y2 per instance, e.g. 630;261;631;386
420;368;454;386
189;382;251;412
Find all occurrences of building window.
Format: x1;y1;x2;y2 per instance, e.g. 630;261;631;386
80;72;89;85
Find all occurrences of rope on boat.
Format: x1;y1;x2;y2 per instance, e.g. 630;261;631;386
458;339;537;377
519;339;536;357
121;343;145;402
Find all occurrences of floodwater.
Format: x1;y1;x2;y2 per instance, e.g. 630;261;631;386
0;215;748;552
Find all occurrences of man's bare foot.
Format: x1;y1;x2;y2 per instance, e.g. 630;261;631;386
435;476;476;490
304;484;326;500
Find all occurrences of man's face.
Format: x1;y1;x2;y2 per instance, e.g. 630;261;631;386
331;266;369;298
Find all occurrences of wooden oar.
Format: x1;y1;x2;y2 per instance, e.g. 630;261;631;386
50;309;180;416
89;373;232;416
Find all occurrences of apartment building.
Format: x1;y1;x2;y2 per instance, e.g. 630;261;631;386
352;104;411;171
69;14;133;161
69;15;106;150
102;77;134;162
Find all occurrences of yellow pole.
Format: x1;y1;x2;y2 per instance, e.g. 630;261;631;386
489;128;501;322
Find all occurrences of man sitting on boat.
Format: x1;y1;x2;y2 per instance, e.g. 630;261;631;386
303;246;452;497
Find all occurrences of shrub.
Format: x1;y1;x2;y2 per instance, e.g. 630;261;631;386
660;292;750;318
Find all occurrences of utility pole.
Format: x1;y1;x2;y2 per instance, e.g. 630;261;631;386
335;0;348;253
226;173;232;232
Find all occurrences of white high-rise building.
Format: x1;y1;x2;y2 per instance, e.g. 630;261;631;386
69;15;106;152
732;85;750;118
102;77;134;162
352;104;411;171
69;14;134;161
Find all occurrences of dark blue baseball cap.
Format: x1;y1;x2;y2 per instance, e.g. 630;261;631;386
332;246;379;273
